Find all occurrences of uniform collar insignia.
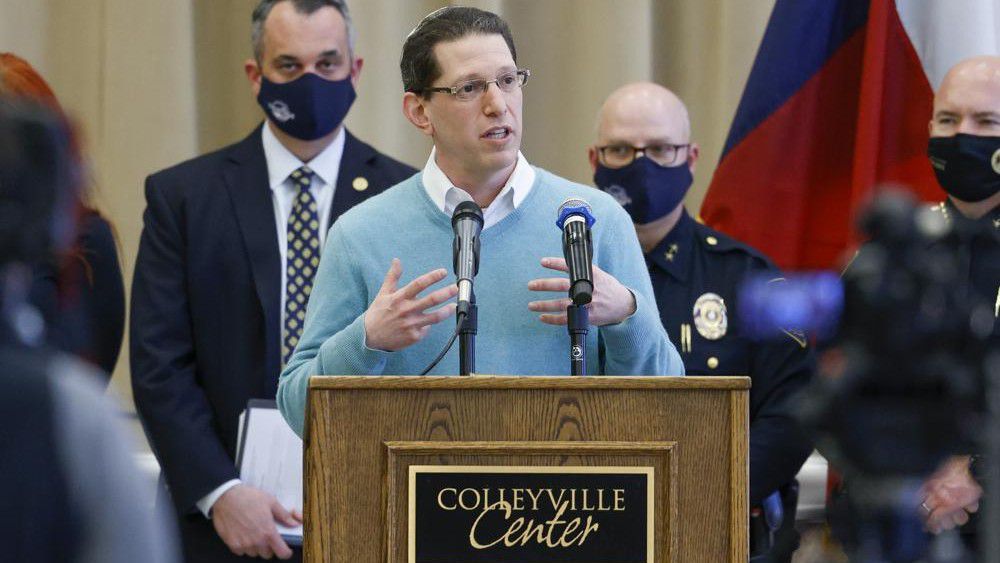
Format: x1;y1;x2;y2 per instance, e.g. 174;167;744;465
647;210;694;282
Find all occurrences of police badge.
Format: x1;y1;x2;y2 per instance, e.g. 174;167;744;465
693;292;727;340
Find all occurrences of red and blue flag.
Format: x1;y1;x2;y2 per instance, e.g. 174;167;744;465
701;0;997;270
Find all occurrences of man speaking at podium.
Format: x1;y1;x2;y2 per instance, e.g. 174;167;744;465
277;6;684;435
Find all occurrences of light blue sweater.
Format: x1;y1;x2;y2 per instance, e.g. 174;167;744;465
277;169;684;435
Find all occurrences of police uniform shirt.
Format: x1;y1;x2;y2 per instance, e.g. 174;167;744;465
645;208;814;505
931;199;1000;340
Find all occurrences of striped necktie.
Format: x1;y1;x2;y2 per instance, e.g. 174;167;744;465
283;166;321;366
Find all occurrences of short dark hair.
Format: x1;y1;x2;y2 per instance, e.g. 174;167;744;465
251;0;355;62
400;7;517;96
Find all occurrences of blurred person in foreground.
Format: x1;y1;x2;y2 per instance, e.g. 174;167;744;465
0;100;176;563
0;52;125;380
130;0;415;560
589;82;814;561
277;7;683;435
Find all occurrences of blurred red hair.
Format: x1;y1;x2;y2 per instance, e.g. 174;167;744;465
0;53;83;169
0;53;63;109
0;52;111;286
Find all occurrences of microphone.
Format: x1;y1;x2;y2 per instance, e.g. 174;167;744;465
452;200;484;316
556;198;596;305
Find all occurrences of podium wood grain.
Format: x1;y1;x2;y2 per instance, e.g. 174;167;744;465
303;376;749;562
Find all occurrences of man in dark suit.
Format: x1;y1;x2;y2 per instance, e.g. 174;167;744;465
130;1;415;561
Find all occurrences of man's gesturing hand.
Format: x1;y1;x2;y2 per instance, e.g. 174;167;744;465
364;258;458;351
527;257;636;326
212;484;301;559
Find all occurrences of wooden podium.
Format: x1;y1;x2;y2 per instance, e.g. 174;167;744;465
303;376;748;562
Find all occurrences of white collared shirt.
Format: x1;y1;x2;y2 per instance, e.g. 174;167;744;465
196;123;345;519
421;147;536;228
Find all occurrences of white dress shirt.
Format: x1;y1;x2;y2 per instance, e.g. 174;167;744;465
196;123;345;518
421;147;536;228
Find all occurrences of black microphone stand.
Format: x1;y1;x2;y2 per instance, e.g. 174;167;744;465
567;303;588;376
458;292;477;376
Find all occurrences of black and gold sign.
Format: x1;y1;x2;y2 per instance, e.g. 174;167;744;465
408;466;653;563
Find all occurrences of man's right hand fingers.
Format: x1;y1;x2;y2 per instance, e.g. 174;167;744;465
228;542;249;557
409;284;458;314
267;501;297;558
538;313;569;326
398;268;448;300
378;258;402;295
271;500;300;528
268;531;293;560
413;303;458;328
243;543;263;558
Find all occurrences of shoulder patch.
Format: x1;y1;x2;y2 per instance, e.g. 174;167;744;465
762;277;809;347
782;329;809;349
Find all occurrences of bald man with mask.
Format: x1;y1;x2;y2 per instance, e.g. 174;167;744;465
589;82;814;561
916;55;1000;540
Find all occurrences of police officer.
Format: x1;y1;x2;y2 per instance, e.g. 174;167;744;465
589;82;814;561
916;55;1000;538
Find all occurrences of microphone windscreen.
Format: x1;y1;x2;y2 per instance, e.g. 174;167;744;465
558;198;592;215
556;198;595;230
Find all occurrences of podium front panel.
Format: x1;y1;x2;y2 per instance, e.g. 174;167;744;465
304;376;748;562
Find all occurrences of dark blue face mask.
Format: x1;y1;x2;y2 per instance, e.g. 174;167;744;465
257;73;357;141
594;156;693;224
927;133;1000;203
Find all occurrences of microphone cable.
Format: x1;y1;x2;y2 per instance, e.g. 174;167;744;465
419;311;467;375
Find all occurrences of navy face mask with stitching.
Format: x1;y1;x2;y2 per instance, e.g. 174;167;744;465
257;73;356;141
594;157;693;224
927;133;1000;203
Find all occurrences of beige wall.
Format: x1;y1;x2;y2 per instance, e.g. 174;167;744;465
0;0;773;404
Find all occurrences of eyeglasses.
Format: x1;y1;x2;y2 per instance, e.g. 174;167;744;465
422;69;531;101
597;143;690;168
